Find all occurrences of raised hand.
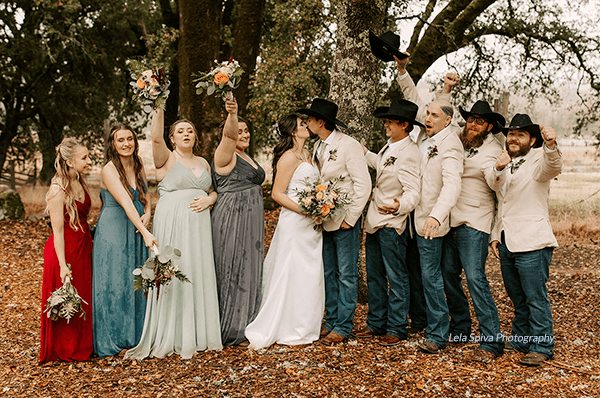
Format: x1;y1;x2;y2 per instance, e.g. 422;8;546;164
495;150;512;171
442;73;459;94
540;125;556;150
225;96;238;115
394;54;410;74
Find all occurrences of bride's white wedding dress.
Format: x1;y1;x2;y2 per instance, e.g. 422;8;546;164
245;162;324;349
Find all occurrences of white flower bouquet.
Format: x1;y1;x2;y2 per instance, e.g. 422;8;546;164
44;275;87;323
192;58;244;100
294;176;351;231
128;59;171;113
133;245;191;298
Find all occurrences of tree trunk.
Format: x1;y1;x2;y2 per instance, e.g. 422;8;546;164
178;0;223;160
328;0;389;304
232;0;266;120
36;113;64;185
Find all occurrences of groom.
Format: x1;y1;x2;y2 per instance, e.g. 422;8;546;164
298;98;371;345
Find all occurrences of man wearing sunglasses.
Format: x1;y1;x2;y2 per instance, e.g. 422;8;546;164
441;101;507;363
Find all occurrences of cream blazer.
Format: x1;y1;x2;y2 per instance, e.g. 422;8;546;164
397;72;463;237
450;134;503;234
491;146;563;252
315;132;371;231
364;138;421;235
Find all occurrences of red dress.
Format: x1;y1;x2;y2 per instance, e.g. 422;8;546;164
40;193;93;363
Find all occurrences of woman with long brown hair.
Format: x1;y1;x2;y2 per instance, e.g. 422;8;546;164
125;107;223;359
40;137;94;363
92;125;158;358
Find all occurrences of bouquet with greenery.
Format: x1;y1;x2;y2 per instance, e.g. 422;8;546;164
133;245;190;298
192;58;244;100
128;59;170;113
44;275;87;323
295;176;351;231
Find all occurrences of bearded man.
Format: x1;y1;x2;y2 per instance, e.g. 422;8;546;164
441;101;506;363
490;114;562;366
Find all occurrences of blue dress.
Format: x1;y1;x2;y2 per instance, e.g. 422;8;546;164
92;187;147;357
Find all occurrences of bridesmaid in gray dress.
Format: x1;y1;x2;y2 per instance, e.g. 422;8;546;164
211;96;265;347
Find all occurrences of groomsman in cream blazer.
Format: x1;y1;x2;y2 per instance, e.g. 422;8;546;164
297;98;371;345
490;113;562;367
352;99;421;347
396;56;464;354
441;100;506;363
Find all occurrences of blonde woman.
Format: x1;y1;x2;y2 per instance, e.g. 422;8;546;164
40;137;93;363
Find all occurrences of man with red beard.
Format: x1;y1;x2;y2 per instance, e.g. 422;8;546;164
441;101;506;363
490;114;562;366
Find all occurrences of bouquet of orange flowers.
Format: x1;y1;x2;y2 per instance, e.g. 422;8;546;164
295;176;351;231
193;58;244;101
128;60;170;113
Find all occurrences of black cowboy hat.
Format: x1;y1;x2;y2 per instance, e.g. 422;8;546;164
373;98;424;128
502;113;543;148
368;30;409;63
458;100;506;134
297;98;347;128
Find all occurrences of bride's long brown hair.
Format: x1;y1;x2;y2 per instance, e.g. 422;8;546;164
272;114;299;181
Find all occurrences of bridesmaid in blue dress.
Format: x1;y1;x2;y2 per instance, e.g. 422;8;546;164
92;125;158;357
211;96;266;347
125;108;223;359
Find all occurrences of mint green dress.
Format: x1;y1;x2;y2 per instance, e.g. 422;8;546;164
125;162;222;359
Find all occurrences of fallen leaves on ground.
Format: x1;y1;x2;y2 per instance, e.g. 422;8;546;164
1;210;599;397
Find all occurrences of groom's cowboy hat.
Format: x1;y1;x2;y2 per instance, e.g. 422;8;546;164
368;30;409;63
297;98;347;128
373;98;424;128
458;100;506;134
502;113;543;148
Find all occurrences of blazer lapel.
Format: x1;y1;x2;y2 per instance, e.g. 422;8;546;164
320;133;342;175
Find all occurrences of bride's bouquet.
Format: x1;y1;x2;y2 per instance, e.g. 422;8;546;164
295;176;351;231
128;59;170;113
192;58;244;100
133;245;191;299
44;275;88;323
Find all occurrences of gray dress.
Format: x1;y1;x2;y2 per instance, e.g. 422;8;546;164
211;154;265;346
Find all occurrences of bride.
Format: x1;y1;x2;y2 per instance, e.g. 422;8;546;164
245;114;325;349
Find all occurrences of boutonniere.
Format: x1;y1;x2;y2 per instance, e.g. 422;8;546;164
328;148;338;162
383;156;397;167
510;158;526;174
466;148;478;159
427;145;438;159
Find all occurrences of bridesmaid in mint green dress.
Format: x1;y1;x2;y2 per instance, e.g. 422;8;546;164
92;125;157;358
125;107;223;359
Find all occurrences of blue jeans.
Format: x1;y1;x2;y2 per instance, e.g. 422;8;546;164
365;227;409;339
406;224;427;329
322;218;361;338
442;225;503;355
499;241;554;358
416;235;449;348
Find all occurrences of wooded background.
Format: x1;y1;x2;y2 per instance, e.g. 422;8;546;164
1;0;599;183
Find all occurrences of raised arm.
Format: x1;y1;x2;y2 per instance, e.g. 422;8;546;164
47;186;71;283
151;108;171;170
102;165;158;249
213;97;239;170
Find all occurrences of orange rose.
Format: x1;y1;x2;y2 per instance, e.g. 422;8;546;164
214;72;229;85
136;78;146;89
316;184;327;192
321;204;330;217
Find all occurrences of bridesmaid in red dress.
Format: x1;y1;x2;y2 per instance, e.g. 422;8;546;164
40;137;94;363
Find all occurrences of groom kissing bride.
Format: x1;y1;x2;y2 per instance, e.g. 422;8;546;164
298;98;371;345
